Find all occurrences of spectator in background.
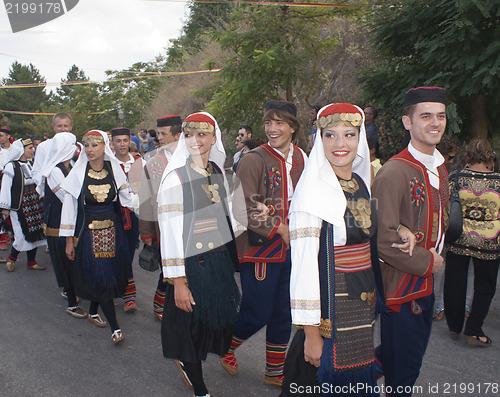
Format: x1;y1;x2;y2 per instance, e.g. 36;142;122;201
32;137;42;151
139;128;155;154
367;134;382;178
437;135;459;169
444;139;500;347
131;131;140;150
433;134;461;321
363;106;378;142
130;142;140;156
233;126;253;171
306;105;320;153
0;127;12;150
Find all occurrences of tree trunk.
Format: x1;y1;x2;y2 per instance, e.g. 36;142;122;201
469;94;488;140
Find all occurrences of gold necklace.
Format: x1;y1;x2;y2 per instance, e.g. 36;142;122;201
88;167;108;180
338;177;359;194
88;184;111;202
190;161;213;177
201;183;221;203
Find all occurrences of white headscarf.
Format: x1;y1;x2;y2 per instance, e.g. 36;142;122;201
161;112;226;180
36;132;77;197
5;139;25;164
289;103;371;227
60;130;128;199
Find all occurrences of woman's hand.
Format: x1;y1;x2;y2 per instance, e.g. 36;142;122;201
2;209;10;218
173;277;196;312
393;224;416;256
303;325;323;368
65;237;75;261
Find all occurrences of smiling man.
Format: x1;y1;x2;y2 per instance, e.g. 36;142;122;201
372;87;450;396
223;100;307;387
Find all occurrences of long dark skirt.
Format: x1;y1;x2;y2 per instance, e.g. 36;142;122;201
74;205;128;302
161;250;239;363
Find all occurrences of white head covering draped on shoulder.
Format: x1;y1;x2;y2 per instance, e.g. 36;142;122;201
289;103;371;227
161;112;226;181
5;139;25;164
60;130;128;199
36;132;77;197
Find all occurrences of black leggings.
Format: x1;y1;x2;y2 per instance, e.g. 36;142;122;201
444;252;500;336
89;300;120;332
182;360;208;396
10;247;37;262
65;288;77;307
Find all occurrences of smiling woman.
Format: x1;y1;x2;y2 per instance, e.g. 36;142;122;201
157;112;240;397
282;103;413;397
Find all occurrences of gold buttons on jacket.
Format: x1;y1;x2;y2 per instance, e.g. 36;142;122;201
196;242;203;250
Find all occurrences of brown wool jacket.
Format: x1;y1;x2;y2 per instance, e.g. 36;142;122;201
232;143;306;263
372;148;449;306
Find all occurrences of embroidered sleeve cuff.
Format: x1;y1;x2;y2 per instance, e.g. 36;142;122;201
59;224;75;237
162;258;185;278
158;203;183;214
290;227;321;241
141;235;156;241
268;219;281;239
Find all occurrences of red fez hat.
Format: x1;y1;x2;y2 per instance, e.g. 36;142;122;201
157;115;182;128
404;86;447;107
111;127;130;137
266;100;297;118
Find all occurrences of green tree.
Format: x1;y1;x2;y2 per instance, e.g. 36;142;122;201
198;3;359;139
0;61;50;136
101;60;167;131
361;0;500;145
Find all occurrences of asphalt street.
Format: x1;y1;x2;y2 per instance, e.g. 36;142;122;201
1;247;499;397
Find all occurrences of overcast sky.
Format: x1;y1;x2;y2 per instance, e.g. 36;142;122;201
0;0;187;89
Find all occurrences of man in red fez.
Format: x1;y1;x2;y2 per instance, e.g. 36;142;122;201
372;86;449;395
111;127;146;313
221;100;307;387
138;115;182;320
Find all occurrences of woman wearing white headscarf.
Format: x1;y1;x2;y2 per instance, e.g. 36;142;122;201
41;133;86;318
281;104;413;396
60;130;136;344
157;112;240;397
0;138;46;272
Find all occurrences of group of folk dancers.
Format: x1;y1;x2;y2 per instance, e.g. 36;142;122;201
2;86;449;397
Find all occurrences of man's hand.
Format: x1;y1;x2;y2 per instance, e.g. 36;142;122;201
430;247;444;274
251;201;269;222
277;222;290;249
143;238;153;247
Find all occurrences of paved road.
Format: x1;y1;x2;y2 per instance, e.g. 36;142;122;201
1;248;498;397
